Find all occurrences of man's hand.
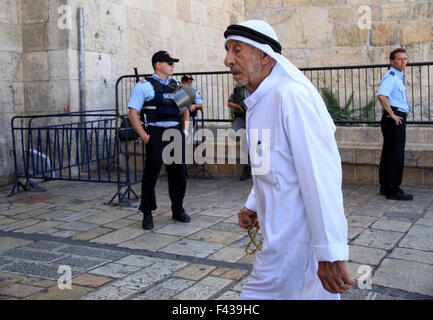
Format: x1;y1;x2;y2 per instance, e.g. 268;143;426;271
142;133;150;144
227;101;246;114
388;113;403;126
128;108;150;144
377;94;402;126
317;261;355;295
238;207;259;230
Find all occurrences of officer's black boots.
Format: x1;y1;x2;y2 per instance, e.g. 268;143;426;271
240;166;251;181
141;212;154;230
172;210;191;223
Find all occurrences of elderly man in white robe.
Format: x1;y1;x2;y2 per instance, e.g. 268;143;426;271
224;20;355;300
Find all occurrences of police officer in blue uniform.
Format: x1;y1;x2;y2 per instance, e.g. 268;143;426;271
377;48;413;201
128;50;191;229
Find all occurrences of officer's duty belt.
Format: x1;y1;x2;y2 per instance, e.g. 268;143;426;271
390;106;408;118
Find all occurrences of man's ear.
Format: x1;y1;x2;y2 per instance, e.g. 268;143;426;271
261;52;275;67
261;52;272;65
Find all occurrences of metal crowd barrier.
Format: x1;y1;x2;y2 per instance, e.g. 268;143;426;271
10;109;210;205
10;110;139;205
116;62;433;125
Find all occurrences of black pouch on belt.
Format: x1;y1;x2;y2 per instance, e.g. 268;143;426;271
117;117;139;141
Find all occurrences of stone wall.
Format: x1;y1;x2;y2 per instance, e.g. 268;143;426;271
69;0;244;114
246;0;433;67
336;126;433;186
1;0;432;186
0;0;244;185
1;0;23;184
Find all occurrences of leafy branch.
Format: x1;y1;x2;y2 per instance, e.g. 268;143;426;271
321;87;375;123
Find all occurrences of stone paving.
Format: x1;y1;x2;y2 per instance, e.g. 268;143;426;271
0;176;432;300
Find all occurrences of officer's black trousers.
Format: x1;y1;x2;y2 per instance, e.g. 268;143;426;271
139;126;186;215
379;110;407;195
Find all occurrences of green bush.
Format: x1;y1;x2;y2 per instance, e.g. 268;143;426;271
321;87;376;123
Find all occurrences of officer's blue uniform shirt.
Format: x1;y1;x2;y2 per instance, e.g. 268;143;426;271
128;74;179;127
377;67;410;113
194;91;203;104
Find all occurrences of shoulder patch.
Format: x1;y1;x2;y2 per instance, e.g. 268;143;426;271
390;71;395;76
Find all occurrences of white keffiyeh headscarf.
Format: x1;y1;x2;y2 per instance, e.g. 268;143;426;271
224;20;336;133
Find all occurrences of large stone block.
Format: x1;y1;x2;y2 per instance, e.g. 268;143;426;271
22;0;49;24
119;0;153;11
0;0;19;24
400;20;433;46
23;51;49;81
0;82;24;112
84;52;112;81
245;8;271;22
227;0;244;16
347;0;380;4
99;2;128;29
334;24;369;47
314;0;341;5
85;79;116;111
367;47;392;64
402;166;424;185
207;6;231;29
308;48;365;67
24;80;71;113
86;24;121;54
0;51;22;82
191;0;208;25
370;22;398;47
246;0;281;9
153;0;177;18
48;49;76;80
0;22;22;52
406;127;427;144
22;23;47;52
271;7;333;49
45;21;70;50
328;6;357;24
417;2;433;19
380;3;416;21
424;168;433;185
404;43;433;65
176;0;192;21
282;0;313;7
372;258;433;296
361;127;382;144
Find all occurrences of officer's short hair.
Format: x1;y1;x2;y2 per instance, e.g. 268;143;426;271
390;48;406;60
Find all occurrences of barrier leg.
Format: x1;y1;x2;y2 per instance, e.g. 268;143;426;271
8;178;46;197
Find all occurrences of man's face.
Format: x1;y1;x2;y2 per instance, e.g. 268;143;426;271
224;40;264;88
390;52;407;72
157;61;175;77
182;80;193;86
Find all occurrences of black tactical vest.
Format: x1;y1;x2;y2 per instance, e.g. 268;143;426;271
140;77;181;124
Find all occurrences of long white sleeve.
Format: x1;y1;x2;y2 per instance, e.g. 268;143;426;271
283;83;349;262
245;186;257;213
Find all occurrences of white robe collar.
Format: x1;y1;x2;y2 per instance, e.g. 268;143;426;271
244;64;284;111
